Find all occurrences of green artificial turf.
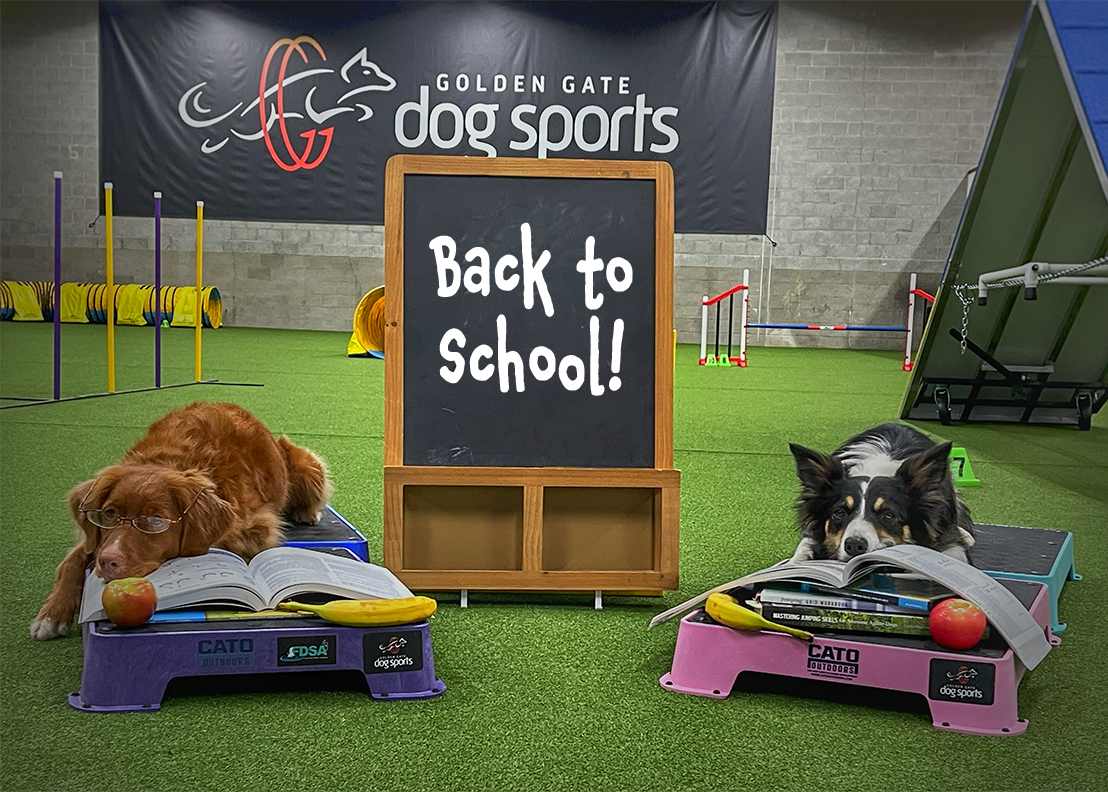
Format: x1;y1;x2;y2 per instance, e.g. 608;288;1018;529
1;322;1106;792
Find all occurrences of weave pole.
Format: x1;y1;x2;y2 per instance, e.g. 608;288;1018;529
1;180;264;411
195;201;203;383
53;172;62;400
154;192;162;388
104;182;116;393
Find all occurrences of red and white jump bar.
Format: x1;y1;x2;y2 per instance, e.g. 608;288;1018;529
699;271;934;370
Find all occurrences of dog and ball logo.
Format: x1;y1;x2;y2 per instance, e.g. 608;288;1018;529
178;36;395;171
364;630;424;674
929;659;995;705
806;643;860;680
277;635;337;666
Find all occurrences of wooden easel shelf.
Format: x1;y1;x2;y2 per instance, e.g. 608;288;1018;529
384;466;679;591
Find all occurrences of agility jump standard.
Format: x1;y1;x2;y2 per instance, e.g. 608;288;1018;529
699;270;934;371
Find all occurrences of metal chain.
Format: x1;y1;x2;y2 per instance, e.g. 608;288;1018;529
953;285;974;354
948;254;1108;354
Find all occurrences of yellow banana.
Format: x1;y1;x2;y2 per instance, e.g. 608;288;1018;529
278;596;437;626
705;592;812;642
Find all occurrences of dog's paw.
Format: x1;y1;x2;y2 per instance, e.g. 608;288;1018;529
789;538;818;563
286;507;323;526
30;616;69;641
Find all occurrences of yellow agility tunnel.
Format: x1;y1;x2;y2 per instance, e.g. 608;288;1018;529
0;282;222;328
348;285;384;358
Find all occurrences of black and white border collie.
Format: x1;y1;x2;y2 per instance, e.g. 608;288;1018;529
788;423;975;563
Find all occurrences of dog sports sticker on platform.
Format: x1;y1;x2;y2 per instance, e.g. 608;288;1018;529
277;635;337;666
364;630;423;674
929;659;995;705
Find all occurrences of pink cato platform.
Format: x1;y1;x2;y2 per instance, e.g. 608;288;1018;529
660;578;1058;736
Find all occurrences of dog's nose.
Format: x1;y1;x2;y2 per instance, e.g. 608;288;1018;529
843;537;869;557
97;549;127;581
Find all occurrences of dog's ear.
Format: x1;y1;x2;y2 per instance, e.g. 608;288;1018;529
789;443;844;493
897;441;954;493
66;466;124;555
170;471;236;557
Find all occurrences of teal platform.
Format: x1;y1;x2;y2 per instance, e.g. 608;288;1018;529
973;522;1080;633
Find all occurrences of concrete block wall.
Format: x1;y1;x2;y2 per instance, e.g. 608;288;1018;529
1;1;1026;346
738;0;1025;352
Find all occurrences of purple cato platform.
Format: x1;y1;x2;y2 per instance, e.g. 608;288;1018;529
68;617;444;713
660;579;1058;736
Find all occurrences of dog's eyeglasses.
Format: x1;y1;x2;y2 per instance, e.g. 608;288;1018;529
77;484;204;535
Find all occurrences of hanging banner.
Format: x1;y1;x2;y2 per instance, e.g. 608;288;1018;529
100;1;776;234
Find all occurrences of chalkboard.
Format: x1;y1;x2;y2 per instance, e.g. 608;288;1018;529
399;168;658;467
382;155;678;594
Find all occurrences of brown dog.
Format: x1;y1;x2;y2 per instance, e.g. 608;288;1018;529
30;401;333;640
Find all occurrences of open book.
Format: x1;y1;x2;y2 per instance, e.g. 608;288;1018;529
79;546;413;623
648;544;1052;670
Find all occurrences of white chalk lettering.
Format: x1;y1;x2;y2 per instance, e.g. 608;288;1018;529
606;256;633;292
496;314;525;393
432;227;549;314
439;329;465;383
436;317;628;395
589;315;604;396
529;347;556;381
520;223;554;316
576;236;605;310
558;355;585;391
431;235;461;297
470;344;494;381
609;319;624;391
495;254;519;292
463;247;491;296
431;230;633;396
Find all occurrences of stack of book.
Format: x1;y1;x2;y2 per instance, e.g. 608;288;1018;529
746;573;988;638
651;544;1052;671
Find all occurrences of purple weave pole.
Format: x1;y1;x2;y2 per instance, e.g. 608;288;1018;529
53;172;62;401
154;192;162;388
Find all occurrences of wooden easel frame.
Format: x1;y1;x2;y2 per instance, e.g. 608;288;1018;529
383;155;678;592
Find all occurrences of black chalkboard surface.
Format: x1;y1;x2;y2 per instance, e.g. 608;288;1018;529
402;173;656;468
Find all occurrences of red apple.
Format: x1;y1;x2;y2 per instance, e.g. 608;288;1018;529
102;577;158;627
929;597;987;650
